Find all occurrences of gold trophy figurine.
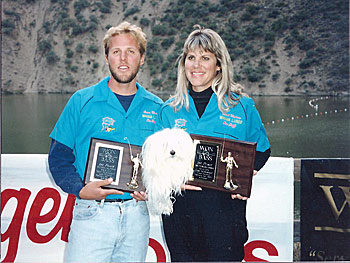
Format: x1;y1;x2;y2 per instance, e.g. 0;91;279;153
127;153;141;189
220;152;239;190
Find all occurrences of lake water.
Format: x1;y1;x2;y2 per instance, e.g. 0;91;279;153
2;93;349;158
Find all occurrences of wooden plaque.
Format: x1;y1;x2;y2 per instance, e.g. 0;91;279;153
188;134;256;197
84;138;145;193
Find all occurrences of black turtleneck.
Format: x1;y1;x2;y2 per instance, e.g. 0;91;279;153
189;85;214;118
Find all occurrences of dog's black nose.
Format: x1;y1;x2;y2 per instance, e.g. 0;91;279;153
170;150;176;156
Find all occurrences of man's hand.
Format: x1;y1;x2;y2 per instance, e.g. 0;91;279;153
79;178;124;200
131;191;148;201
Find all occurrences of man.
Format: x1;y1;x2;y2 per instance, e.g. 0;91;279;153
48;22;162;262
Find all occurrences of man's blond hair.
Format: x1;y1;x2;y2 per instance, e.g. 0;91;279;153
103;21;146;56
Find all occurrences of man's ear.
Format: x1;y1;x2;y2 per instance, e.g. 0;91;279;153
105;55;109;65
140;54;145;66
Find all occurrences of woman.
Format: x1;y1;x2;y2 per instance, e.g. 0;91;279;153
156;25;271;262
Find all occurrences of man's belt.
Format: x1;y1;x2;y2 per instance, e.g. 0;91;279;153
96;198;133;203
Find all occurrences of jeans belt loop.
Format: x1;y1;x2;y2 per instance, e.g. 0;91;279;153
98;198;105;208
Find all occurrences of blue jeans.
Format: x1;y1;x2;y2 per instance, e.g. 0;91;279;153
64;199;150;262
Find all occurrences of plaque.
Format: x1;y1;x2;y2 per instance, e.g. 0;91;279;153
188;134;257;197
84;138;145;192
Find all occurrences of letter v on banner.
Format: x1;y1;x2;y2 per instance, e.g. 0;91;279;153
319;186;350;221
316;173;350;233
318;183;350;220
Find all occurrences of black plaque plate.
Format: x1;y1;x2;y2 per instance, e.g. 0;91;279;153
193;141;220;183
188;134;257;197
84;138;145;192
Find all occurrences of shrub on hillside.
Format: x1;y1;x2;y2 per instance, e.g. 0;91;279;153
74;0;89;15
88;45;98;53
152;79;162;87
66;49;74;58
43;21;51;33
38;39;52;53
285;78;292;85
140;18;150;27
72;23;84;36
75;43;84;53
125;7;140;17
271;73;280;81
152;24;168;36
97;1;111;13
271;18;288;33
299;58;312;69
63;39;73;47
65;58;72;65
161;37;175;48
2;19;15;34
298;39;315;51
46;51;60;64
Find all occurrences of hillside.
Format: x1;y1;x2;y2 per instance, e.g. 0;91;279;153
2;0;349;96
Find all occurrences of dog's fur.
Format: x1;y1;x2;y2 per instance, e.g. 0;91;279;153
141;128;194;215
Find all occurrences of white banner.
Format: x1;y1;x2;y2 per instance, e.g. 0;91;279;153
1;155;293;262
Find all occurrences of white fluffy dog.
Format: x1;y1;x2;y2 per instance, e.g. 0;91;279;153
141;128;194;215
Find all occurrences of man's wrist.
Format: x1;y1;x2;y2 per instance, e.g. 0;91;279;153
73;183;84;198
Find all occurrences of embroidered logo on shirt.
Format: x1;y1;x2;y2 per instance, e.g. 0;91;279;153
174;118;187;128
101;117;115;132
220;113;243;129
142;110;157;124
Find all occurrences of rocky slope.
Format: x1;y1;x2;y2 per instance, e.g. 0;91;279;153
2;0;349;96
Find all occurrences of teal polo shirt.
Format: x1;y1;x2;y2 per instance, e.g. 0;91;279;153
50;76;162;198
157;92;270;152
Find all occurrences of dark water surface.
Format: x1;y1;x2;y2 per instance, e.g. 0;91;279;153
2;94;349;157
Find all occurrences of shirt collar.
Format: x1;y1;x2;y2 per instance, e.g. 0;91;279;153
92;76;149;101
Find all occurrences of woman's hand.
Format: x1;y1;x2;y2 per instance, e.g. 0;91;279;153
181;184;202;191
230;170;258;200
131;191;148;201
231;193;248;200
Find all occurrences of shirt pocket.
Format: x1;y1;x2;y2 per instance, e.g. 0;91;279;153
128;121;156;146
213;124;244;141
